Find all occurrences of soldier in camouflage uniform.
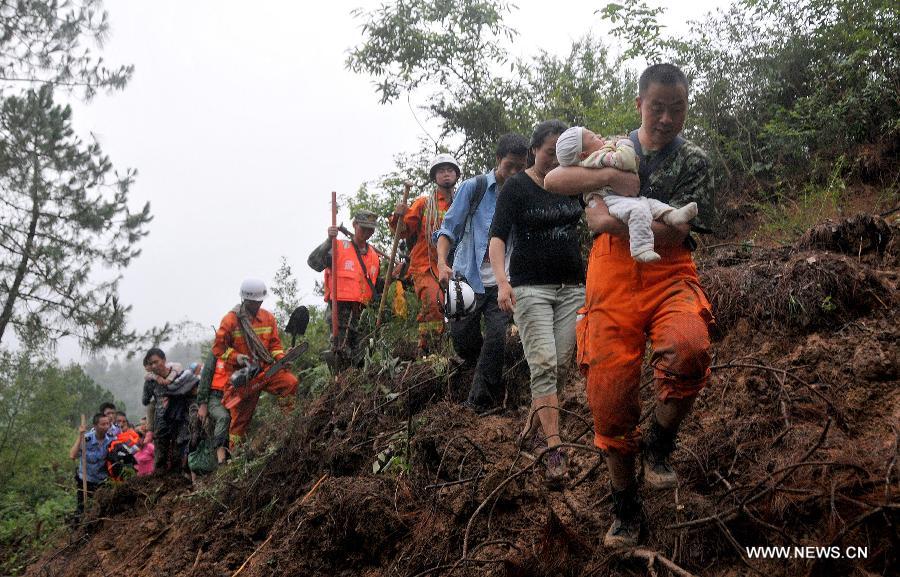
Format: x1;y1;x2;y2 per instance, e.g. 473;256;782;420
545;63;716;548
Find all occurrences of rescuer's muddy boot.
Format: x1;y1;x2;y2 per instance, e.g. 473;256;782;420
603;484;644;548
643;419;678;489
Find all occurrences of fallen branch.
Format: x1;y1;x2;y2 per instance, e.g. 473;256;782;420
667;419;832;530
622;548;698;577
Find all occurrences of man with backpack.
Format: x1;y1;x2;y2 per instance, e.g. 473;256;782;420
545;64;716;548
389;153;461;355
433;134;529;413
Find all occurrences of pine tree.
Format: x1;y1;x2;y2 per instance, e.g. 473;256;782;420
0;86;150;349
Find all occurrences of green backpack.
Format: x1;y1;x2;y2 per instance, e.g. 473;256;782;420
188;439;217;474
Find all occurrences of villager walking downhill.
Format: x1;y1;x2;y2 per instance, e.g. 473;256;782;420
433;133;529;413
489;119;585;487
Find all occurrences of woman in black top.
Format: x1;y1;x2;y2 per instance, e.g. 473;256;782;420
488;120;586;487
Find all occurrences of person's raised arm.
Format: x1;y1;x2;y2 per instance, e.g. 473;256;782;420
69;424;86;460
544;166;640;197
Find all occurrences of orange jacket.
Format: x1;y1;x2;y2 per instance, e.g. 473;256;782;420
109;429;140;453
212;307;286;372
323;240;380;304
389;191;452;275
210;358;229;392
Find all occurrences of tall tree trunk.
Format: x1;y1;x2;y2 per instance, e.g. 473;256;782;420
0;155;42;345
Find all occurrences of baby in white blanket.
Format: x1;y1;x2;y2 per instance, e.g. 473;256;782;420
556;126;697;263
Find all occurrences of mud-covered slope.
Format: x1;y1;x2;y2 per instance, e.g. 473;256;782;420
29;214;899;577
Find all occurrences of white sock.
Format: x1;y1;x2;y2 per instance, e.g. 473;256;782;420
663;202;698;226
634;250;661;263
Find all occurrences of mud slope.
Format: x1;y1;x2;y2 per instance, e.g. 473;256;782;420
29;214;899;577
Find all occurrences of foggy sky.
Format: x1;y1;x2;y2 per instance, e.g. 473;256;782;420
61;0;728;359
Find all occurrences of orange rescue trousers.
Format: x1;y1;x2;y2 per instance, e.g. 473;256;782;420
413;271;444;351
224;369;298;447
578;234;714;456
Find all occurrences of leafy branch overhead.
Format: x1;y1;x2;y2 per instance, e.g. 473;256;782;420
0;0;133;98
346;0;517;105
347;0;638;173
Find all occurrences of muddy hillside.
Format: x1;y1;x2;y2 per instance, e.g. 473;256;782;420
29;214;899;577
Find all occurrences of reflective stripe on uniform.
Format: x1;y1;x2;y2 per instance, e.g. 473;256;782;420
231;326;274;338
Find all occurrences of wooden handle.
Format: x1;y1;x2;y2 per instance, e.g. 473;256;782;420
80;414;88;514
330;191;339;339
375;181;414;328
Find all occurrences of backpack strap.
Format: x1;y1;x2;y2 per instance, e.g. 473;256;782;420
467;174;488;222
350;241;377;295
628;129;685;198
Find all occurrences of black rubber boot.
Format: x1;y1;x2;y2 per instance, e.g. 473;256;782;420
603;484;643;548
643;419;678;489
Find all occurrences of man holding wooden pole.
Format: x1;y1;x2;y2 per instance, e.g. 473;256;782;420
389;160;460;354
69;412;114;523
308;209;381;368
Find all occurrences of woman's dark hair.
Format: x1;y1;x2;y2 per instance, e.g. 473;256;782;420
143;347;166;366
527;119;568;167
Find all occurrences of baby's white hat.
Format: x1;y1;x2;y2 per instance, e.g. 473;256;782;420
556;126;584;167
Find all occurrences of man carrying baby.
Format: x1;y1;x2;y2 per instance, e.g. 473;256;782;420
545;63;717;548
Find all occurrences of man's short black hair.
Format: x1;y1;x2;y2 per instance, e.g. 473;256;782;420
143;347;166;366
495;133;528;160
99;402;116;413
639;63;689;97
92;412;107;426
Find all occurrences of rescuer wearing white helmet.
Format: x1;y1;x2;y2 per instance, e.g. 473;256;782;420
209;278;299;447
388;153;461;355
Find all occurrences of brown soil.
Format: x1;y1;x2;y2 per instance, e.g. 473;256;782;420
27;215;899;577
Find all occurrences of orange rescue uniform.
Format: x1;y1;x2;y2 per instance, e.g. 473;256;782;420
323;240;380;305
578;234;714;456
389;191;452;348
211;307;298;445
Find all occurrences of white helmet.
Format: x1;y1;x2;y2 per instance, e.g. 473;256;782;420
428;153;461;182
239;278;267;301
443;277;476;321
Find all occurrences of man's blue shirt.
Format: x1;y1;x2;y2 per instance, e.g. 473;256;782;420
432;170;498;294
77;428;115;483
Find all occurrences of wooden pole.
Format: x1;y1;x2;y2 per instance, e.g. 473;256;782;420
376;180;413;328
330;191;339;339
79;414;88;514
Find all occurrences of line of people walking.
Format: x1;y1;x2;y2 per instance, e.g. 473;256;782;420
72;63;714;549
